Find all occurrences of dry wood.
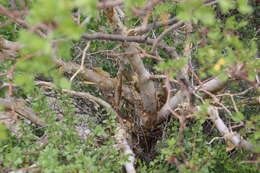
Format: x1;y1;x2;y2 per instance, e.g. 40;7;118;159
0;98;46;127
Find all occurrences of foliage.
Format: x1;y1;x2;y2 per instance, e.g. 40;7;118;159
0;0;259;172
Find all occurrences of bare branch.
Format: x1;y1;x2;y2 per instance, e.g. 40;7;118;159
53;59;134;102
107;7;158;126
205;106;257;152
82;33;179;58
151;21;184;53
54;59;115;91
157;76;228;123
129;17;178;34
70;41;91;82
0;98;46;127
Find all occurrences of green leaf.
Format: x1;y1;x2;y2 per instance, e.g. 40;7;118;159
125;0;146;8
237;0;253;14
153;2;176;16
231;112;244;122
56;77;71;89
57;17;84;40
219;0;235;13
57;41;72;61
19;30;51;55
14;73;35;93
208;28;221;41
194;7;215;25
0;123;7;140
75;0;98;16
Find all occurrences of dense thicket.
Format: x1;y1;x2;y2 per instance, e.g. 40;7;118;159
0;0;259;172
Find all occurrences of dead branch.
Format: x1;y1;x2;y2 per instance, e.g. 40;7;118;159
115;126;136;173
205;106;257;152
0;98;46;127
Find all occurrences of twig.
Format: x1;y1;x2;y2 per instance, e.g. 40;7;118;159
240;160;260;164
200;88;232;115
151;21;184;53
70;41;90;82
82;33;179;58
129;17;178;34
207;136;223;144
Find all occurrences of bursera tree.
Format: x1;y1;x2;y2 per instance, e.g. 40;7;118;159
0;0;259;172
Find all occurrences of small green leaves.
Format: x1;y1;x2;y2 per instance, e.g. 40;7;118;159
153;2;176;16
237;0;253;14
55;77;71;89
56;41;72;61
194;6;215;25
177;0;215;25
14;73;35;93
0;123;7;140
56;17;83;40
207;28;221;41
231;112;245;122
177;0;203;21
219;0;235;13
18;30;51;55
156;58;188;77
125;0;146;8
75;0;98;16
